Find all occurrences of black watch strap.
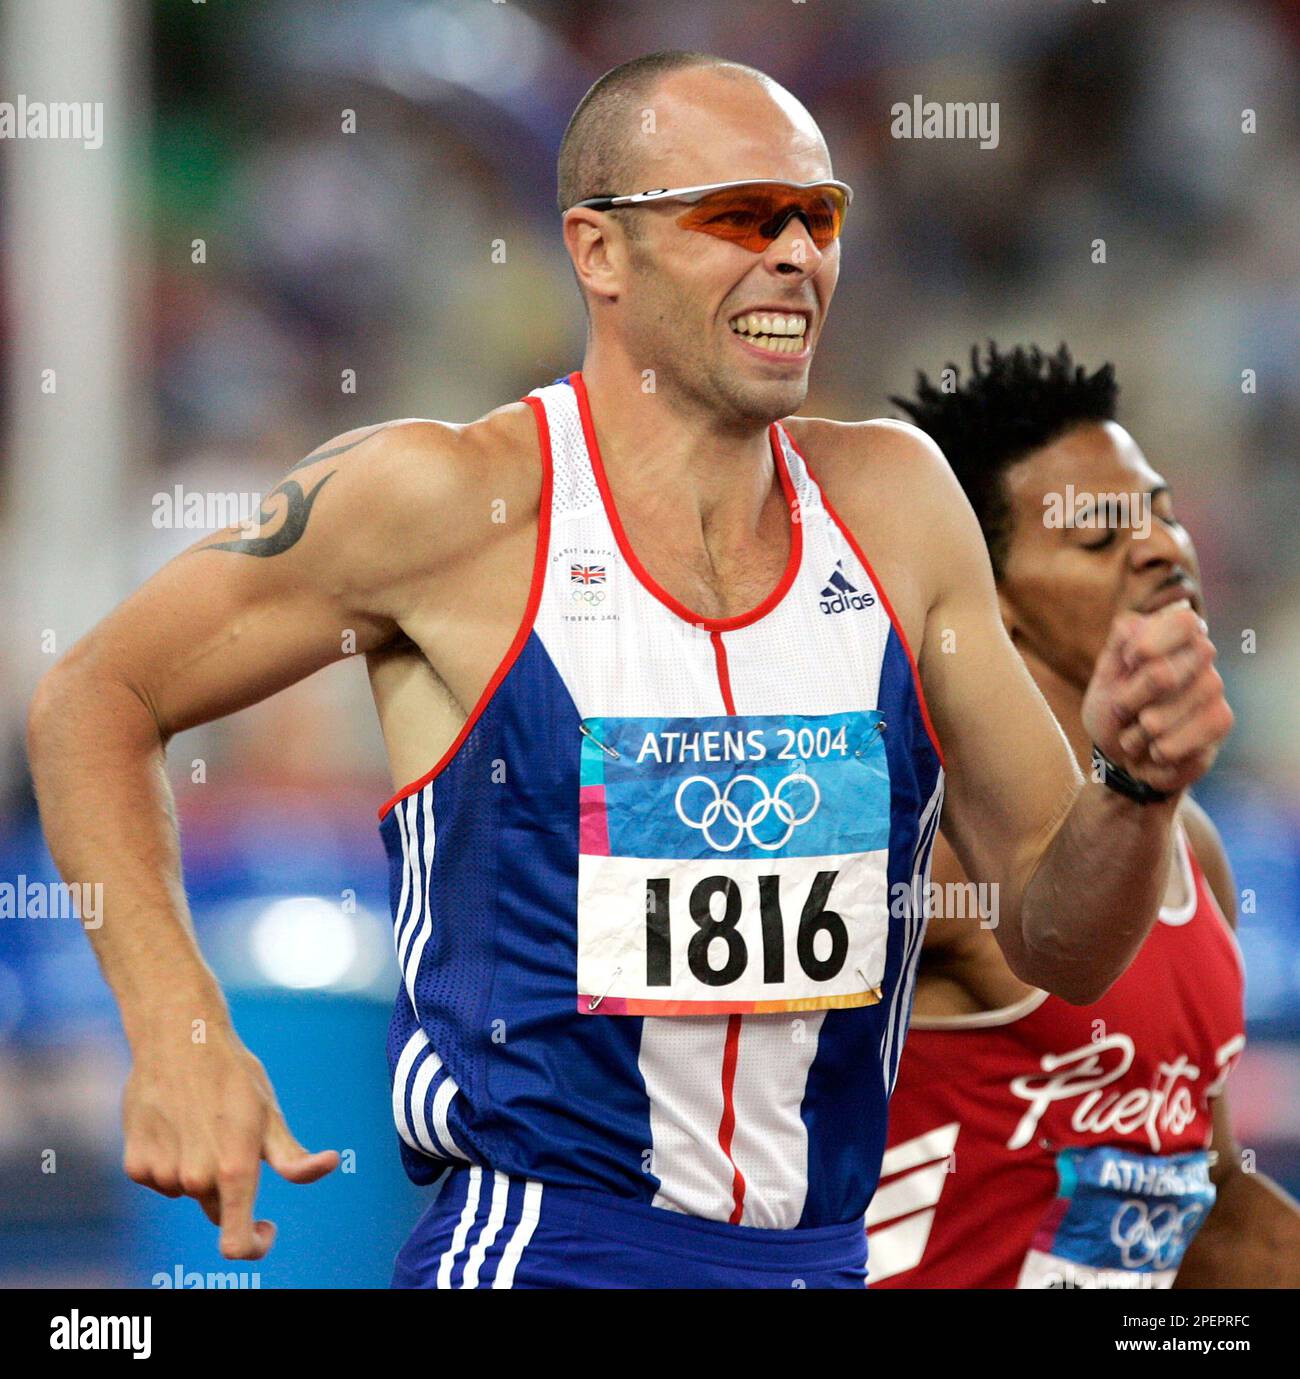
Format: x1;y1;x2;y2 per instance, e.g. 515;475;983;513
1091;745;1174;805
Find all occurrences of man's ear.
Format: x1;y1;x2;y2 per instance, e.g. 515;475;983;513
562;209;625;306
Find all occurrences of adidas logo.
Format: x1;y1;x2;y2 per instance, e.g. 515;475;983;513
820;560;876;614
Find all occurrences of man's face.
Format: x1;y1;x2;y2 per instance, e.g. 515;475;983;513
578;69;841;427
999;421;1205;690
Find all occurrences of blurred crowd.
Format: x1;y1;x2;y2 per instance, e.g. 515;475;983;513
133;0;1300;795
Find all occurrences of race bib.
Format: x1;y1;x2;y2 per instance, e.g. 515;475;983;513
576;710;892;1015
1017;1146;1216;1288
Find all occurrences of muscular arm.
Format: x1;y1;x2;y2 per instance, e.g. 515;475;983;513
856;423;1230;1003
915;832;1040;1017
1172;801;1300;1287
26;419;488;1258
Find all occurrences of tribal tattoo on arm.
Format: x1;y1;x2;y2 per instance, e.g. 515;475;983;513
201;471;336;557
197;423;392;558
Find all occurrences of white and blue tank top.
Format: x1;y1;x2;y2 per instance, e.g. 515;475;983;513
378;372;944;1228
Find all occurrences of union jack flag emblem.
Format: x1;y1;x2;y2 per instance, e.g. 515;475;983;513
570;564;606;584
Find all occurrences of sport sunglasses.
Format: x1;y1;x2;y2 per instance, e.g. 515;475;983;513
569;178;853;253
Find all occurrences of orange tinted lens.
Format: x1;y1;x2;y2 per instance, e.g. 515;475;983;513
676;185;845;251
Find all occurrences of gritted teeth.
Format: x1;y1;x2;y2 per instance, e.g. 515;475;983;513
738;333;805;354
728;311;809;340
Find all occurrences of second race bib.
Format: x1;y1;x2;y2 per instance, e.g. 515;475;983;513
1017;1145;1216;1288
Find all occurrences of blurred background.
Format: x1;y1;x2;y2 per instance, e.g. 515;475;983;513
1;0;1297;1286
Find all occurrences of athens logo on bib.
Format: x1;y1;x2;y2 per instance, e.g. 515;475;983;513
1017;1146;1215;1289
576;710;892;1015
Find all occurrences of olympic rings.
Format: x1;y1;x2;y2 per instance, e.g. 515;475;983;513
1108;1199;1205;1269
674;772;820;852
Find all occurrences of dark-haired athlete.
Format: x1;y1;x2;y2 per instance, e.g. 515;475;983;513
869;344;1300;1289
30;55;1231;1289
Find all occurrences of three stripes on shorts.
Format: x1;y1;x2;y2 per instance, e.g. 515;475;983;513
436;1168;544;1289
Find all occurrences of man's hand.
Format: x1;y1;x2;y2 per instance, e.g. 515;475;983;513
1083;601;1233;796
123;1027;339;1260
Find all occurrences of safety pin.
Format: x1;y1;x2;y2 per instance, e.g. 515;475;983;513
855;720;887;757
856;968;883;1002
579;723;620;760
588;966;623;1011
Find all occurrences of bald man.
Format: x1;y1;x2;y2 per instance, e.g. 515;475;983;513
29;50;1232;1288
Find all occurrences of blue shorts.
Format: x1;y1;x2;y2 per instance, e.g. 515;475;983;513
392;1165;869;1289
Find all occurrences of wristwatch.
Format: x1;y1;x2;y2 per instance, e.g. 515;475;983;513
1091;744;1174;805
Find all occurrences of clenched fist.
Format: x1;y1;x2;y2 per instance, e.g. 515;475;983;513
1082;600;1233;796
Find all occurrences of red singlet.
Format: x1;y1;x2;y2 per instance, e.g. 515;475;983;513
869;826;1245;1288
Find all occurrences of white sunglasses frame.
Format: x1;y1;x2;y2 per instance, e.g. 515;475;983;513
568;177;854;213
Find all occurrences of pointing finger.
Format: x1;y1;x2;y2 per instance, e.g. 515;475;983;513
216;1157;268;1261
